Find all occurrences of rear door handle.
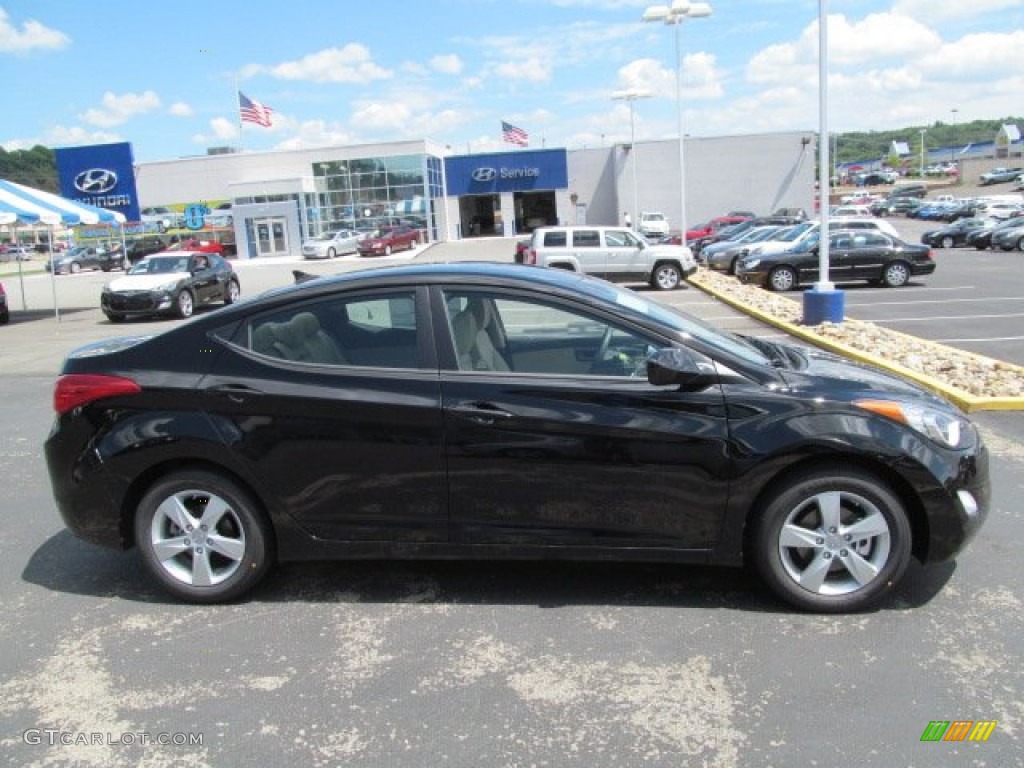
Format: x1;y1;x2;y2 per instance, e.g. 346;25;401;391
205;383;264;403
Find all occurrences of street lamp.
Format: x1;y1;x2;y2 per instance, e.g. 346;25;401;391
951;108;958;164
612;89;652;229
919;128;927;177
642;1;712;245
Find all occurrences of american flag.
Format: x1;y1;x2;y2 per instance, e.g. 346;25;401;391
239;91;274;127
502;120;529;147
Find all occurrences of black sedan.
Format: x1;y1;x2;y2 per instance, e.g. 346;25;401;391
45;245;124;274
736;231;936;291
45;263;989;612
921;218;990;248
965;217;1024;250
100;251;240;321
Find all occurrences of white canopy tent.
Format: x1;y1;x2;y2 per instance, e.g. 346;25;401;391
0;179;127;320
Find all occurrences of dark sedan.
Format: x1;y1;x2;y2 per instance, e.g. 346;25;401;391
965;217;1024;250
736;231;936;291
45;263;988;612
990;223;1024;251
921;218;990;248
46;245;124;274
100;251;239;321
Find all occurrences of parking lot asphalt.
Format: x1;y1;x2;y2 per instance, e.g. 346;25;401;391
1;234;1023;767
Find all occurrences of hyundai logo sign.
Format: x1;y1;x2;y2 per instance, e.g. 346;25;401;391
74;168;119;195
471;167;497;182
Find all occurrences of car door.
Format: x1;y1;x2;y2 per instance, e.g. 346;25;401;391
846;232;890;280
188;254;218;303
603;228;647;281
204;286;447;541
823;233;855;282
570;229;607;278
435;286;731;550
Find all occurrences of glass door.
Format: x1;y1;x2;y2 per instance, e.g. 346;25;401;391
251;217;289;257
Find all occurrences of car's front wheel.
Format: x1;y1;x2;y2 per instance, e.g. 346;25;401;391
70;262;82;274
327;247;336;259
104;311;125;323
882;261;910;287
751;467;912;612
384;245;393;256
941;236;954;249
135;470;273;602
176;289;194;318
650;262;682;291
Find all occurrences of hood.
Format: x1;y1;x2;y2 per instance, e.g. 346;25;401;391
107;272;189;291
776;343;950;407
648;243;694;259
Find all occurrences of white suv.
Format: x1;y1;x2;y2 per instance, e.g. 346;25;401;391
638;211;670;240
525;226;697;290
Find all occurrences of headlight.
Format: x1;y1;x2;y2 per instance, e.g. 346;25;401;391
854;399;968;449
155;281;180;292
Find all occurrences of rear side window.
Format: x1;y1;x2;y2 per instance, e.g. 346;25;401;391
572;230;601;248
542;231;567;247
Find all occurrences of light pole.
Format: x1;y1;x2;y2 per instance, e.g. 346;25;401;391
612;89;652;229
919;128;927;177
951;108;958;164
642;1;712;245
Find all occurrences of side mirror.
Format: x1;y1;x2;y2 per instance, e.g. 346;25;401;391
646;348;717;389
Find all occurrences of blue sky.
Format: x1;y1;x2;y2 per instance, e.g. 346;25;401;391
2;0;1022;163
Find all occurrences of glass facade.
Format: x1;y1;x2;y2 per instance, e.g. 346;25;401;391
310;153;443;239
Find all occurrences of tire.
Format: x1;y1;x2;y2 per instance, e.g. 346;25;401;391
1017;238;1024;252
728;256;739;276
134;470;273;602
104;311;125;323
223;279;240;305
70;262;82;274
768;265;797;292
650;262;682;291
941;236;954;249
882;261;910;287
384;245;392;256
974;242;987;251
751;467;912;612
175;289;194;319
327;247;336;259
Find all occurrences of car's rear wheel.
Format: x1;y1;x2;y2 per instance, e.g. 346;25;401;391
751;467;912;612
1017;238;1024;252
941;236;954;249
176;289;194;318
104;311;125;323
135;470;273;602
384;245;393;256
882;261;910;287
768;265;797;292
70;262;82;274
224;279;240;305
327;247;336;259
650;262;682;291
728;256;739;275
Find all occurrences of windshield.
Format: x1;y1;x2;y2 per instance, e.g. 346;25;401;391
577;277;770;366
131;256;190;274
792;231;821;252
778;222;816;242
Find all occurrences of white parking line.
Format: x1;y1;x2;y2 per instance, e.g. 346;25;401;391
933;336;1024;342
874;313;1024;323
847;296;1024;307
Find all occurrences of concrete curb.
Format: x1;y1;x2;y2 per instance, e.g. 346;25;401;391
688;272;1024;413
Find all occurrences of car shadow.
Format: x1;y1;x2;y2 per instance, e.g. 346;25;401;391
22;530;954;613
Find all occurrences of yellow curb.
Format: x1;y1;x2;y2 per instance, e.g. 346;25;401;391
688;272;1024;413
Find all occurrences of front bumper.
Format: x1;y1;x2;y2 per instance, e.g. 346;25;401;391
101;290;175;317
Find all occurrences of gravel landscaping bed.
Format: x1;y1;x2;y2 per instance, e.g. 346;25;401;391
689;269;1024;401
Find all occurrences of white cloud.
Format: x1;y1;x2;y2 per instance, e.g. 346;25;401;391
617;53;723;101
253;44;392;83
918;30;1024;78
168;102;194;117
893;0;1023;20
209;117;237;140
489;57;552;83
42;125;122;147
80;91;162;127
0;8;69;53
273;120;358;150
430;54;463;75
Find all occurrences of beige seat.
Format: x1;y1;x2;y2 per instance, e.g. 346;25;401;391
253;312;346;364
451;300;511;372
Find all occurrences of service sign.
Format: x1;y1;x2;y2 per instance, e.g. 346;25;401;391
445;149;568;196
55;142;141;222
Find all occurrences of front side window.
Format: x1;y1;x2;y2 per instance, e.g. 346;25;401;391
444;291;657;377
236;291;419;368
605;230;640;248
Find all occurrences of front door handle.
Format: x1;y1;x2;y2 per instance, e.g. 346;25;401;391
447;401;515;426
205;383;264;403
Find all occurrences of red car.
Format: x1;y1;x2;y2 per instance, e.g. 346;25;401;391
677;215;752;246
169;238;225;255
357;225;422;257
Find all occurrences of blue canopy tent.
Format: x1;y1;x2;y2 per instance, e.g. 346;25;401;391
0;179;127;320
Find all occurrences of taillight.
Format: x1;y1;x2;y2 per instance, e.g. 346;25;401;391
54;374;141;415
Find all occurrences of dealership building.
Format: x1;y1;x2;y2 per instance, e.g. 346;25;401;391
59;132;816;258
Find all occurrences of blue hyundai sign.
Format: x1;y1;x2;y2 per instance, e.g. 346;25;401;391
55;142;141;222
445;149;568;196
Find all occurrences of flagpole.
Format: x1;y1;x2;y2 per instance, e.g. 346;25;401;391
235;76;243;150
